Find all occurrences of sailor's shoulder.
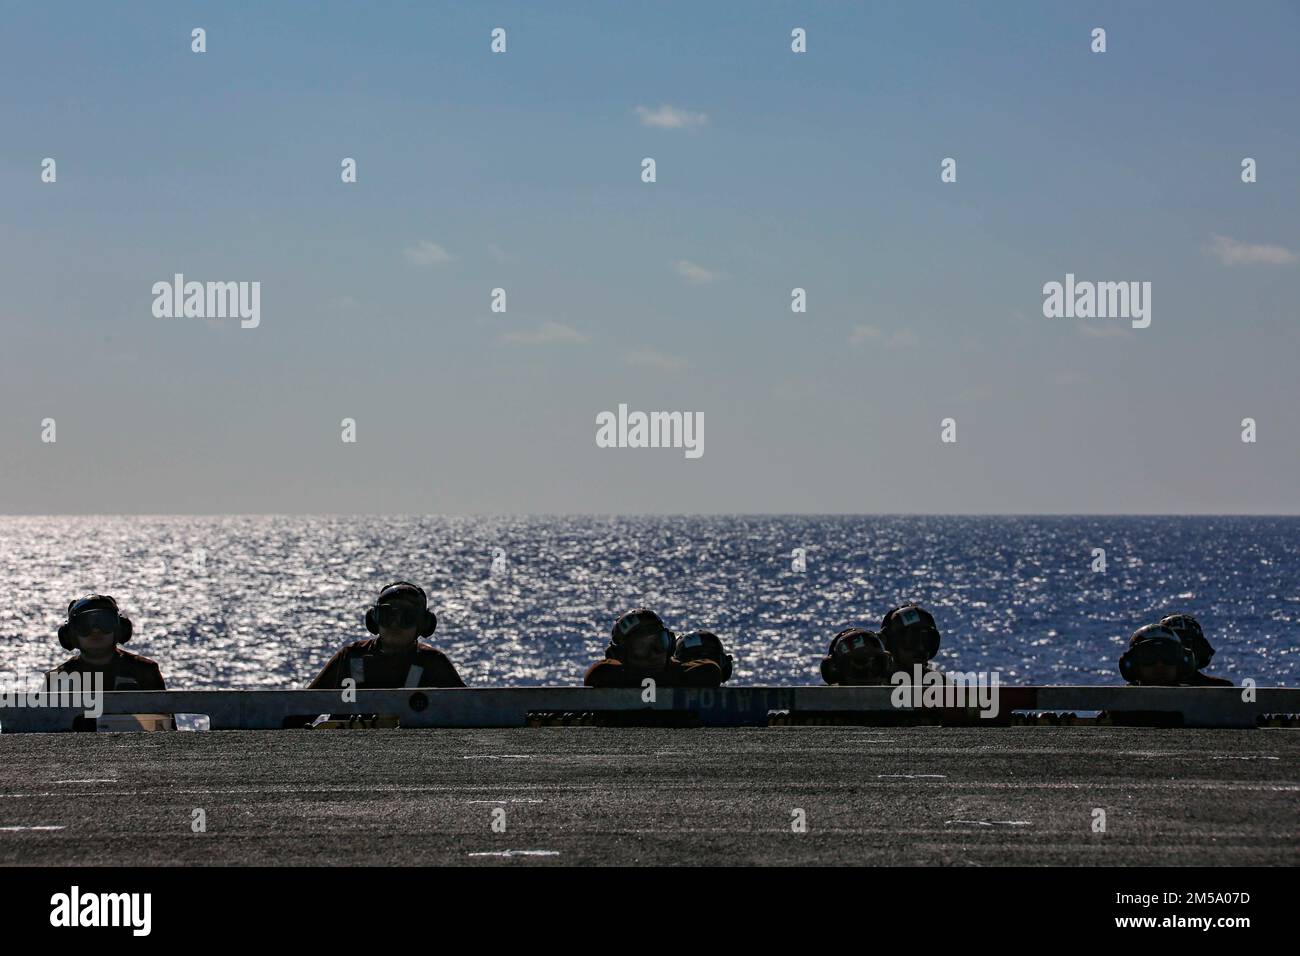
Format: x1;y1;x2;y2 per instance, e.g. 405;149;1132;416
117;647;160;668
415;642;452;661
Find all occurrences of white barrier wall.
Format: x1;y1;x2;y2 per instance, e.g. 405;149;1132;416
1;685;1296;732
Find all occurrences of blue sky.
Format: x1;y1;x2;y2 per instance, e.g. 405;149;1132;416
2;1;1298;513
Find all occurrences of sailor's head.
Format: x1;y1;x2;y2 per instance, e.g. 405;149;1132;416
829;628;894;684
1160;613;1214;670
60;594;131;663
881;603;941;668
611;608;674;672
367;582;434;647
674;630;734;682
1122;624;1191;686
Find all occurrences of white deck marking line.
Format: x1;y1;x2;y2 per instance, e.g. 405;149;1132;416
462;755;533;760
945;820;1032;827
465;799;545;804
878;774;948;779
53;779;118;784
1211;755;1279;760
467;849;560;858
0;825;65;831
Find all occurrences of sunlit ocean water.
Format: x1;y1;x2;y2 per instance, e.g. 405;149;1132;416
1;516;1296;689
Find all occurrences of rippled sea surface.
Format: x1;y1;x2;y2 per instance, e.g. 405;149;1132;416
1;516;1296;688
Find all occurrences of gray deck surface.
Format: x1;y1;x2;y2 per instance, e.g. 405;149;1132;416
1;727;1296;866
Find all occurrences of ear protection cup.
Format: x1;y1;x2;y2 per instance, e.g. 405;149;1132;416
605;642;623;662
716;653;733;683
820;655;839;686
1118;649;1137;684
117;615;133;644
57;622;76;652
365;607;380;635
1192;636;1213;668
418;610;437;638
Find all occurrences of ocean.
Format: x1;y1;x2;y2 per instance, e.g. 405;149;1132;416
1;515;1296;689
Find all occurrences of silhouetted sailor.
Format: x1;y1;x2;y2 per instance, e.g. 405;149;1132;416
820;627;895;686
673;629;734;683
1160;614;1233;686
308;582;464;689
880;602;942;675
45;594;165;691
584;608;722;688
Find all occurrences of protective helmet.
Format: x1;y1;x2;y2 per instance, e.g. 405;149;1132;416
674;630;734;682
820;627;894;685
607;608;675;662
1118;623;1195;684
1160;613;1214;670
880;603;941;662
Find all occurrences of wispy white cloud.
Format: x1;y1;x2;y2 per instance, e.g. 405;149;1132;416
849;325;919;349
497;321;589;346
1205;234;1297;266
404;240;454;266
623;348;687;371
636;104;709;129
674;260;721;284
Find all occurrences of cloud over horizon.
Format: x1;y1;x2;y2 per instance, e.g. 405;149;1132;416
497;321;590;346
1205;234;1297;266
403;240;455;266
636;104;709;129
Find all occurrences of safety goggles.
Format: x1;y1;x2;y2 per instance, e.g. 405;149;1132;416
373;603;422;629
70;608;120;636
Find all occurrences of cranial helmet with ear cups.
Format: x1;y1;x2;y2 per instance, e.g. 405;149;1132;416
364;582;437;638
1160;613;1215;670
606;608;674;663
820;627;893;685
58;594;133;651
1118;624;1195;684
674;630;734;682
880;603;941;662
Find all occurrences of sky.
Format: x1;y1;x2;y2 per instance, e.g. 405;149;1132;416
2;0;1298;514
